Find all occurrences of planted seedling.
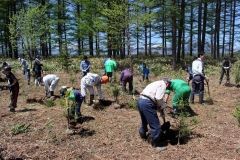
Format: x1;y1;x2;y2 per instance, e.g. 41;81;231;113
233;105;240;126
11;123;31;135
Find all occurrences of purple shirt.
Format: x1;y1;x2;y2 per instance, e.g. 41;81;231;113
120;68;133;82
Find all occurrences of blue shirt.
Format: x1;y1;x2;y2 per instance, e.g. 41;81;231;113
80;60;90;72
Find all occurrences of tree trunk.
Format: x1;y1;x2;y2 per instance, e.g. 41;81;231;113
190;2;193;56
230;0;236;58
57;0;63;54
221;0;227;57
172;0;177;70
144;6;147;56
197;1;202;53
201;2;207;53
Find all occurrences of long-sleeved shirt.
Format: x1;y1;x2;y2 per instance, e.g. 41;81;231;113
165;79;191;95
43;74;60;92
80;73;102;98
192;58;204;77
20;58;29;70
140;80;167;105
120;68;133;82
80;60;91;72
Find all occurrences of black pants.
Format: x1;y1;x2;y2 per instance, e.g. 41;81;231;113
219;68;230;84
190;75;204;103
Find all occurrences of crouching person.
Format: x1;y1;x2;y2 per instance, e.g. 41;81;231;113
60;86;84;127
137;79;170;148
81;73;108;106
120;67;133;94
164;79;191;116
42;74;60;98
2;66;19;112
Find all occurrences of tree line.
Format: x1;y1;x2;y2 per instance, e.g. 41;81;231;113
0;0;239;68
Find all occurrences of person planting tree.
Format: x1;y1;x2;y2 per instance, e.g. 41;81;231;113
60;86;84;127
41;74;60;98
164;79;191;116
81;73;108;105
219;57;231;85
137;79;170;148
2;66;19;112
120;67;133;94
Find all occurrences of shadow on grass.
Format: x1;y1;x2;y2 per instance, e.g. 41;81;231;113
93;99;113;110
80;115;95;123
224;83;236;87
75;128;96;137
16;108;37;113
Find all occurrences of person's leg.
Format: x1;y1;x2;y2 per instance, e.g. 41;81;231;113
226;69;230;83
75;101;83;119
199;77;205;104
122;79;127;92
137;98;149;139
172;92;182;113
49;78;60;96
140;99;162;146
129;77;133;94
219;68;225;84
9;87;19;112
190;81;196;103
88;86;94;105
27;69;31;85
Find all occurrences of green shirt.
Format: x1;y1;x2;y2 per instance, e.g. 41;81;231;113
104;59;117;73
166;79;190;94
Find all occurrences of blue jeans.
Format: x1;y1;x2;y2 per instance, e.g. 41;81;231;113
137;98;161;143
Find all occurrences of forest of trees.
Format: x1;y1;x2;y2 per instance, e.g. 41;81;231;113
0;0;239;67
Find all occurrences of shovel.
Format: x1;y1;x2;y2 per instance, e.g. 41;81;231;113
205;80;214;105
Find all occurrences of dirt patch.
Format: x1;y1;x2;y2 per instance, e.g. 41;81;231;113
0;70;240;159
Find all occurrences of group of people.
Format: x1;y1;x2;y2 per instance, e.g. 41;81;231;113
137;53;233;148
0;53;233;149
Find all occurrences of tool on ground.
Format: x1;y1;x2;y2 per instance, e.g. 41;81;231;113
205;80;214;105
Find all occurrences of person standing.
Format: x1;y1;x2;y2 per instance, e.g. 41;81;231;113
219;57;231;85
18;57;30;85
137;79;170;147
2;66;19;112
104;56;117;83
190;53;207;104
42;74;60;97
80;56;91;77
120;67;133;93
33;55;43;86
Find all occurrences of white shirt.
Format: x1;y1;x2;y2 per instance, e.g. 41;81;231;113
192;58;204;77
81;73;102;98
81;73;101;86
43;74;59;91
140;80;166;102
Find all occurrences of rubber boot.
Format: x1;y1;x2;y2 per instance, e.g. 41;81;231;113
89;95;94;105
199;92;204;104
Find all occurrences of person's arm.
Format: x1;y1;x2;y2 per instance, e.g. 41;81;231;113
80;61;83;71
120;71;124;83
